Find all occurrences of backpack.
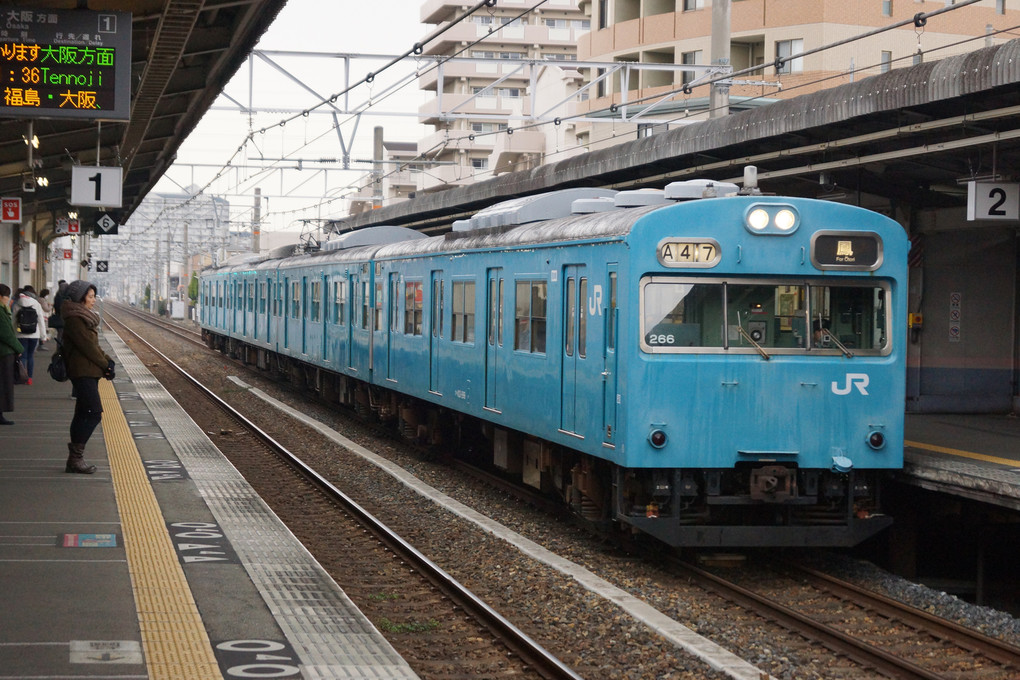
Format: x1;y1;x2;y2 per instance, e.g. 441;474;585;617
15;304;38;334
47;340;68;382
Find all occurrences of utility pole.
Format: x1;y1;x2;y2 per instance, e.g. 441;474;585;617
153;235;160;313
710;0;731;118
373;126;384;209
252;188;261;253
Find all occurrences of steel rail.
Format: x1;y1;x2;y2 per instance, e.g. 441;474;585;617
105;310;585;680
784;562;1020;671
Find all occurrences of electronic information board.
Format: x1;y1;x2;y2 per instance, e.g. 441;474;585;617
1;7;131;120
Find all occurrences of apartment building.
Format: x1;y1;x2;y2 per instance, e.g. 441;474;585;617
416;0;589;193
575;0;1016;149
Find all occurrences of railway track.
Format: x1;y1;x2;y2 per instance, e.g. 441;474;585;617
104;309;583;680
676;557;1020;680
111;303;1020;680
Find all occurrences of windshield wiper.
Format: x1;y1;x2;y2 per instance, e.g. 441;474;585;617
822;331;855;358
737;324;771;361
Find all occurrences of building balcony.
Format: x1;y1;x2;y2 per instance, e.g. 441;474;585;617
418;162;479;193
418;129;494;157
418;93;531;125
418;59;532;92
420;21;582;56
490;129;545;175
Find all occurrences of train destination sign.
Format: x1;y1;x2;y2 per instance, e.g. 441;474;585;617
657;239;720;268
1;7;131;120
811;232;882;270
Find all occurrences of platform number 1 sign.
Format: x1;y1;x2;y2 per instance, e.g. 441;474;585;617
70;166;123;207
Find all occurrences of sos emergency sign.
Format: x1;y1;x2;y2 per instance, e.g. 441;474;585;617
1;197;21;222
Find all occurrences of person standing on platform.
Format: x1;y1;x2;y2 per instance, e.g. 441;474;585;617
37;288;52;351
0;284;25;426
61;280;115;474
12;285;45;385
50;280;68;343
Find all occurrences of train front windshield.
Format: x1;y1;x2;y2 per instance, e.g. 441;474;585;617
641;278;889;354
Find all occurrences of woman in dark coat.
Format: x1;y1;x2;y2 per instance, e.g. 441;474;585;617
61;280;115;473
0;284;25;425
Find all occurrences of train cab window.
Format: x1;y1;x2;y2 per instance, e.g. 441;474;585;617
643;281;724;348
515;280;547;354
310;281;322;322
809;284;888;351
451;280;476;344
290;281;300;319
641;277;890;354
404;281;423;335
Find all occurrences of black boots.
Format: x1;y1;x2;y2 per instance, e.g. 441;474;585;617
65;442;97;474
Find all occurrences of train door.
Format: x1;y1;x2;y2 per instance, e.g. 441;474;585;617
346;271;357;370
283;276;290;349
429;270;443;394
484;268;503;411
320;275;328;361
560;265;587;434
601;266;618;447
301;276;308;355
387;272;399;380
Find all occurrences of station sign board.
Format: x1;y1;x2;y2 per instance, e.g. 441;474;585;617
966;181;1020;221
0;7;131;120
1;196;20;222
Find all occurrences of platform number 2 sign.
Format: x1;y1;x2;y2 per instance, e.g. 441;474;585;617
966;181;1019;221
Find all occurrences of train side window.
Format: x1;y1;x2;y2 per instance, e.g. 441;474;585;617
259;281;267;314
247;282;254;312
432;276;444;339
361;281;370;330
374;282;383;330
579;277;587;358
404;281;422;335
608;272;617;351
311;280;321;322
390;276;401;332
565;277;575;357
290;281;300;319
452;280;476;343
334;280;346;325
515;279;547;354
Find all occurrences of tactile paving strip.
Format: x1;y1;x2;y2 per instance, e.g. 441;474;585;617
99;378;223;679
105;333;418;679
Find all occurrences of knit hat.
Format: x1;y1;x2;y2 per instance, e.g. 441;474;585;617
66;280;96;303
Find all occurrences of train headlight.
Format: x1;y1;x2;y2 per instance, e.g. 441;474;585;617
866;431;886;450
775;209;797;231
747;208;770;231
744;204;800;235
648;429;668;449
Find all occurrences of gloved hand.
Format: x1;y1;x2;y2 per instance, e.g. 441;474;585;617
104;359;116;381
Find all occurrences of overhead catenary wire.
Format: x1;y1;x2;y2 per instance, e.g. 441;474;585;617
120;0;995;251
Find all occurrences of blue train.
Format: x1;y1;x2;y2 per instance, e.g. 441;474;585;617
199;176;909;547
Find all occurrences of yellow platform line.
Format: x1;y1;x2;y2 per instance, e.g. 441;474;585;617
905;439;1020;468
98;379;223;679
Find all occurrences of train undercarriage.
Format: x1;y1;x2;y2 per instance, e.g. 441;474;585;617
206;332;893;548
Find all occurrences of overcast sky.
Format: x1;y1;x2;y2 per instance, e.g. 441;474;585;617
152;0;428;232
